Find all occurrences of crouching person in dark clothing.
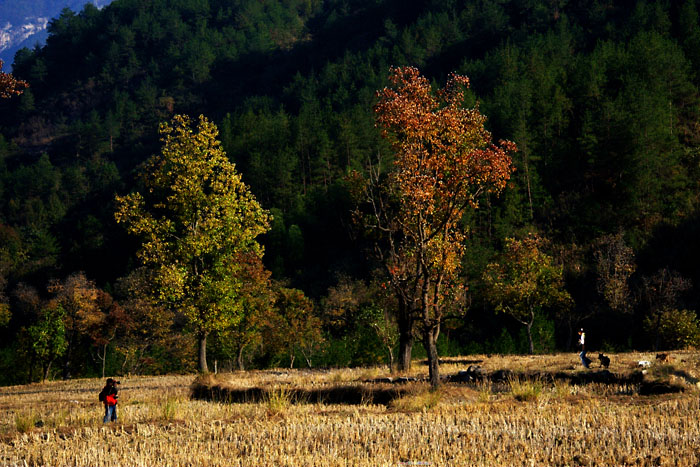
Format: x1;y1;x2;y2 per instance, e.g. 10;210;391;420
99;378;119;423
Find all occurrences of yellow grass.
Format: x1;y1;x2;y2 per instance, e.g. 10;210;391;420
0;351;698;466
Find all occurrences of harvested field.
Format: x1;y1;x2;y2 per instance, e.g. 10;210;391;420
1;351;699;466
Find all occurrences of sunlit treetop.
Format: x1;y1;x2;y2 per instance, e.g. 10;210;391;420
375;66;516;226
0;60;28;99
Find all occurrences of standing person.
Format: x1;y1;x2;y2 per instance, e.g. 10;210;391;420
578;328;590;369
99;378;119;423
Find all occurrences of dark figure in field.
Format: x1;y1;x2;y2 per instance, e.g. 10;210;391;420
99;378;119;423
578;328;591;368
656;353;671;363
598;353;610;368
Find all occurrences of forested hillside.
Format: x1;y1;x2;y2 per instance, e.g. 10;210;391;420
1;0;700;383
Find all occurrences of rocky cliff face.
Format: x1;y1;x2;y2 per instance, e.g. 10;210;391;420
1;17;49;52
0;0;113;70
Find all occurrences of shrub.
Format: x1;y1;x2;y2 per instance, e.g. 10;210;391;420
509;377;544;402
161;395;181;421
15;410;38;433
264;387;294;415
477;380;493;403
489;328;517;354
389;387;441;412
646;309;700;350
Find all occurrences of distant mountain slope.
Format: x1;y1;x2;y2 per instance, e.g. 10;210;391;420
0;0;112;69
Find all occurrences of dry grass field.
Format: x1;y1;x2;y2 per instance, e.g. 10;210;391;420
1;351;699;466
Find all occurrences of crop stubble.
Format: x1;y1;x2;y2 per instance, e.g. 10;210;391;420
0;353;698;466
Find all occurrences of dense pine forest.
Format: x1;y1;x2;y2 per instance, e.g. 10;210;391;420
1;0;700;384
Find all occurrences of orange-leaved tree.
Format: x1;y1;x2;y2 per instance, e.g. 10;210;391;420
363;66;515;386
0;60;28;98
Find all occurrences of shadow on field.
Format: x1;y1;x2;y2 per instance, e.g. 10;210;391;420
190;383;412;405
191;366;690;406
442;366;688;396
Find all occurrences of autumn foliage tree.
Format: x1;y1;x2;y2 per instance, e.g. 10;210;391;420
211;252;274;371
264;286;323;368
640;268;693;351
594;233;636;314
115;114;271;373
113;268;176;374
483;234;572;354
361;66;515;386
48;272;99;379
0;59;28;98
85;290;127;378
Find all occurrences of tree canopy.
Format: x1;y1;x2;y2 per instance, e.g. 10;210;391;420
0;59;28;98
115;114;270;372
364;66;514;386
483;234;572;354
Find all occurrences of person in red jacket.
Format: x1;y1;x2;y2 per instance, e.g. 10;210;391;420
99;378;119;423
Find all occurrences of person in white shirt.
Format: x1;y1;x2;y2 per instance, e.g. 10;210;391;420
578;328;590;368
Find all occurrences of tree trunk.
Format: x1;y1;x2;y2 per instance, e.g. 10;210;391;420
237;345;245;371
301;349;313;368
397;333;413;371
120;352;129;375
101;343;108;378
62;343;72;380
526;321;534;355
423;326;440;388
43;360;52;383
387;346;395;374
198;332;209;373
62;358;72;380
397;311;414;371
29;354;35;383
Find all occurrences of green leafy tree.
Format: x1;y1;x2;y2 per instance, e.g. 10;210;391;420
115;114;271;372
28;304;68;382
644;308;700;350
322;275;398;371
360;303;398;372
484;234;572;354
0;254;11;328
